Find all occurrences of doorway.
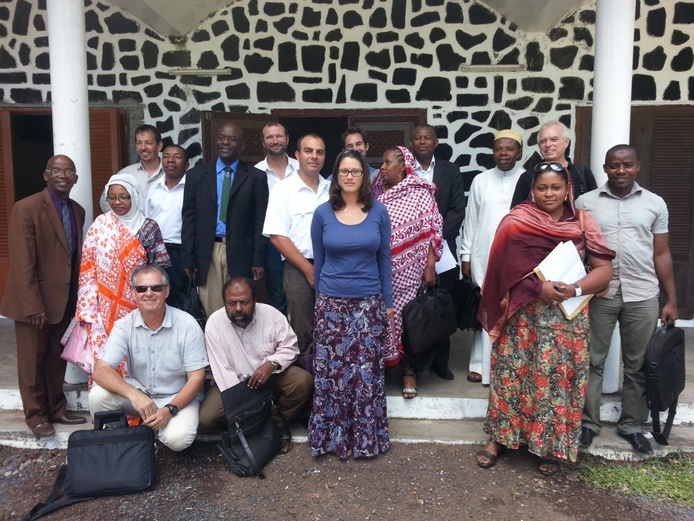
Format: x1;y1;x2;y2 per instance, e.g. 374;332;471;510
10;114;54;201
279;116;347;177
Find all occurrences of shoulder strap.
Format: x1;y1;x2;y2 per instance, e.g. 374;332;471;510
25;465;94;521
573;164;587;195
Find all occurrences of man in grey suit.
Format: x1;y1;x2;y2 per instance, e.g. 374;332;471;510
0;155;87;437
182;122;269;315
411;125;466;380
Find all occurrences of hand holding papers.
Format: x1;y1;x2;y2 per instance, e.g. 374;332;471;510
534;241;592;320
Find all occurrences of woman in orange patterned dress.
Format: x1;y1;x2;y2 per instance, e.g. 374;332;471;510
76;173;170;381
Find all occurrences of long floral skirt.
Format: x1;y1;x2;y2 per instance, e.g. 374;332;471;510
484;300;590;462
308;293;391;459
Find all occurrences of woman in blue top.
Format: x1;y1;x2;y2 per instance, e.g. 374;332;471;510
309;149;394;459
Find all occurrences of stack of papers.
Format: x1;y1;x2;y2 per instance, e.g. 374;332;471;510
533;241;592;320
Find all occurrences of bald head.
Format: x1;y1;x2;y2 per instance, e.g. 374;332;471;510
43;154;78;198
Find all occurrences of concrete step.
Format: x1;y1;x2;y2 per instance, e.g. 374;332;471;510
1;409;691;461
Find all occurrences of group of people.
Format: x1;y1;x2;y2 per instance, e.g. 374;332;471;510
469;123;677;477
1;118;678;470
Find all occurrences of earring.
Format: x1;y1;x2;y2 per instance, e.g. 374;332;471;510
531;193;535;203
565;194;568;201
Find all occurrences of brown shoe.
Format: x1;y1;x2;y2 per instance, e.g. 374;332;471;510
53;413;88;425
30;422;56;437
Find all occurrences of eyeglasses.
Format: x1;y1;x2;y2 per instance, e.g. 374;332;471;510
534;162;565;173
107;195;132;203
45;168;77;178
133;284;168;293
337;169;364;178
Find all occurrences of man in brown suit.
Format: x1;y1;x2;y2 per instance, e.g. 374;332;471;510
0;155;88;436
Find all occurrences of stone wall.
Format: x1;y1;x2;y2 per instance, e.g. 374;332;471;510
0;0;692;171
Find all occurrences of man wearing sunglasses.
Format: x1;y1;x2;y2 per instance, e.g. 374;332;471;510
90;265;209;451
510;120;597;207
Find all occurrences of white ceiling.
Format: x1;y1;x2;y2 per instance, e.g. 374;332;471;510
106;0;592;37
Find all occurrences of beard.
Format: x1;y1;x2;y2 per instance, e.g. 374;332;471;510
266;144;287;157
229;311;252;328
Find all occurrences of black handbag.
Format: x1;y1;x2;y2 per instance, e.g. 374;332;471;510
401;285;457;355
645;325;686;445
450;277;482;331
217;375;290;479
25;411;156;520
182;272;207;329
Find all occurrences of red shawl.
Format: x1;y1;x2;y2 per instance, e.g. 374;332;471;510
478;201;614;342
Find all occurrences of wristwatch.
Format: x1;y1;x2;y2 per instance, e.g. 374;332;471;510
164;403;179;417
572;283;583;297
269;360;281;371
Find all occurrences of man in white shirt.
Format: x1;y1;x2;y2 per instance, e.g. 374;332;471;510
460;130;525;385
199;277;313;431
100;124;164;213
255;122;299;316
146;144;188;307
263;134;329;359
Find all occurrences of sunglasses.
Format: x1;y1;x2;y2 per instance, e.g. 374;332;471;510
133;284;167;293
534;162;565;173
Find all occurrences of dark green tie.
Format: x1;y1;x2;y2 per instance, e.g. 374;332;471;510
220;166;231;224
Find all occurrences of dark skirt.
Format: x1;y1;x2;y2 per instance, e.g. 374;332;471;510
308;293;390;459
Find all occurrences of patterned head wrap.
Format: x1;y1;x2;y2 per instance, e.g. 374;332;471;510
396;146;416;177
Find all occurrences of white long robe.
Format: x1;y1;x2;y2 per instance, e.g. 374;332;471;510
460;165;524;384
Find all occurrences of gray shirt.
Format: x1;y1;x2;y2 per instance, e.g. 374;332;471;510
100;305;209;399
575;181;668;302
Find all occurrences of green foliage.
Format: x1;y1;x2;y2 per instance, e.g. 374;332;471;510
579;453;694;506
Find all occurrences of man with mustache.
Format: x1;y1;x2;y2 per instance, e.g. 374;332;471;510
255;122;299;316
199;277;313;431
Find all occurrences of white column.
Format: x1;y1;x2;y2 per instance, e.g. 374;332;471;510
590;0;636;394
46;0;93;224
47;0;91;384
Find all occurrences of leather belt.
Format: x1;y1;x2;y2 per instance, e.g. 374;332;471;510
213;236;226;243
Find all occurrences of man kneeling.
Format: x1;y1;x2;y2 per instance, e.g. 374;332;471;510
200;277;313;431
89;265;208;451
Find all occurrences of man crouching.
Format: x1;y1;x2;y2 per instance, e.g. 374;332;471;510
89;264;208;451
199;277;313;431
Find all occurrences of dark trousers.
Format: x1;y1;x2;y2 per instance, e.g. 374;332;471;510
283;261;315;357
164;243;186;309
265;242;288;315
15;314;71;427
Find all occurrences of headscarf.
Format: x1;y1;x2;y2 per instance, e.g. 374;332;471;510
478;166;614;342
372;146;417;198
104;173;145;235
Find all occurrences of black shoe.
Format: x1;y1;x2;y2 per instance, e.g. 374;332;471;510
579;427;596;448
430;365;454;380
619;432;653;454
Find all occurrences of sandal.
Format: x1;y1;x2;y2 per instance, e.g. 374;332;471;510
537;457;561;476
475;441;505;469
402;370;417;399
467;371;482;383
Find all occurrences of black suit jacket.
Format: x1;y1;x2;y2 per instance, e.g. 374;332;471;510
181;159;269;285
510;161;598;208
432;159;466;258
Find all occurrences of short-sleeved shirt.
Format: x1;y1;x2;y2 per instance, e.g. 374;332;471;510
575;181;668;302
262;173;330;260
100;306;209;400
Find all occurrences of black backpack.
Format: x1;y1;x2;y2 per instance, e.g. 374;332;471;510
645;325;686;445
